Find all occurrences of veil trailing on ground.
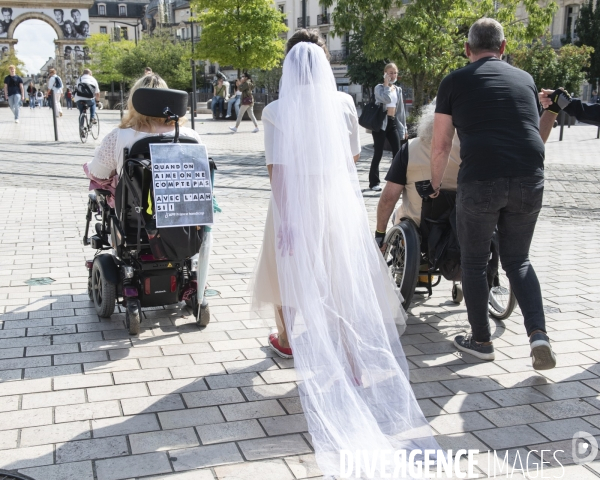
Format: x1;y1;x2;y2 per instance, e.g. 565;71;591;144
267;42;439;478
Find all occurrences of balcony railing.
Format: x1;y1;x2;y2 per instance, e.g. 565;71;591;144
329;50;348;63
317;13;329;25
297;16;310;28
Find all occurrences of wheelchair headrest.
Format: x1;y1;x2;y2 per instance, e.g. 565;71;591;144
131;88;188;118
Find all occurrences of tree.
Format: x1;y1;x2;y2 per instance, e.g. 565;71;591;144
117;32;192;90
575;0;600;89
192;0;287;74
0;52;26;79
86;34;135;85
512;39;594;94
250;64;282;95
322;0;558;111
345;27;388;101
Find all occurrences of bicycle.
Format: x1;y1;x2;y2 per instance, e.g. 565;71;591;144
78;101;100;143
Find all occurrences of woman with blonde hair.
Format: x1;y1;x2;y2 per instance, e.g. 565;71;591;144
85;74;201;181
369;63;407;191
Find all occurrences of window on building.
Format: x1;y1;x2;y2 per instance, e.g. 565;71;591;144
121;26;128;40
100;26;107;34
278;4;285;13
119;4;127;16
565;5;579;40
98;4;106;16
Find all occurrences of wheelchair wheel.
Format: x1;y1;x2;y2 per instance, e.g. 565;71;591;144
452;284;463;304
488;269;517;320
91;261;116;318
126;299;141;335
383;220;420;310
186;293;211;327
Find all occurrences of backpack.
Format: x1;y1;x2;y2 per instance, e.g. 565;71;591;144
53;75;62;89
76;77;95;98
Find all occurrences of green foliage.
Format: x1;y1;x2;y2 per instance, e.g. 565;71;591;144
117;32;193;90
345;28;388;100
0;52;26;78
192;0;287;72
322;0;557;110
575;0;600;87
86;34;135;85
512;39;594;94
250;64;282;94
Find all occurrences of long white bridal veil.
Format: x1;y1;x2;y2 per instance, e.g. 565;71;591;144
266;42;439;479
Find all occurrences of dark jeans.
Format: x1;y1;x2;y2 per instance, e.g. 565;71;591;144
457;175;546;343
370;116;401;188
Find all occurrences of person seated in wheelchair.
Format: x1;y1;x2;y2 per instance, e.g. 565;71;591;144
83;74;214;328
375;101;461;241
84;74;203;195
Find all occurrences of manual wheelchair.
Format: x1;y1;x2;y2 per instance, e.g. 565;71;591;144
382;190;516;320
83;88;215;334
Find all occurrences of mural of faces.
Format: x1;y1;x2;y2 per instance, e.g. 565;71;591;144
0;8;89;39
0;7;11;37
53;9;63;25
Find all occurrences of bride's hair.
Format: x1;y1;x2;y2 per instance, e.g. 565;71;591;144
286;28;330;61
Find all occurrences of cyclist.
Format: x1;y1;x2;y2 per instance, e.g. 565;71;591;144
74;68;100;124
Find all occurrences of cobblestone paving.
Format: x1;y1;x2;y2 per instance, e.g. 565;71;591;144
1;107;600;479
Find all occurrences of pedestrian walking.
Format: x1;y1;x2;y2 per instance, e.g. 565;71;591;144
225;78;241;119
27;83;37;109
251;28;438;478
3;65;24;123
66;88;73;109
429;18;558;370
229;73;258;133
368;63;407;191
46;68;64;118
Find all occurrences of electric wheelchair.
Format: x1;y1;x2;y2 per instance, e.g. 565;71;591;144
383;190;516;320
83;88;215;335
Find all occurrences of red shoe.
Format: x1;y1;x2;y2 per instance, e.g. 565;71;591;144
268;333;293;359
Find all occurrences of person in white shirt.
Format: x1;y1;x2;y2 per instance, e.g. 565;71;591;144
74;68;100;123
46;68;63;117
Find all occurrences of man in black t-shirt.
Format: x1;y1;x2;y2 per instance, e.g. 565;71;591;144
3;64;24;123
429;18;557;370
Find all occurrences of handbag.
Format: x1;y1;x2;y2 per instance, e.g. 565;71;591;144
241;95;253;106
358;101;386;132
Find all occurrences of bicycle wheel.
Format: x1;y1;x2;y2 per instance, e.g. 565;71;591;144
91;112;100;140
79;111;88;143
488;268;517;320
383;219;420;310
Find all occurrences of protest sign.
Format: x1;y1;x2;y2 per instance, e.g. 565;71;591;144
149;143;213;228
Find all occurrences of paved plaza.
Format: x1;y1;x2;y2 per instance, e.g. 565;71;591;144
1;106;600;479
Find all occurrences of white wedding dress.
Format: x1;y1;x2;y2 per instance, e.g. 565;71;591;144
251;42;439;479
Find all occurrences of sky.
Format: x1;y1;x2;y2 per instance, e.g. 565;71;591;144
13;20;57;75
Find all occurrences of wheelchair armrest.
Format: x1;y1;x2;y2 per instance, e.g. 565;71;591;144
95;189;112;197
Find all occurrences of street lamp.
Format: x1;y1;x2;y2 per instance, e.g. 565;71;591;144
179;17;198;128
112;20;141;45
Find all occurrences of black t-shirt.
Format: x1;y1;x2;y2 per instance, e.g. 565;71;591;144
435;57;545;184
4;75;23;97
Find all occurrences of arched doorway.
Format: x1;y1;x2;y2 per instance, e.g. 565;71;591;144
13;19;57;82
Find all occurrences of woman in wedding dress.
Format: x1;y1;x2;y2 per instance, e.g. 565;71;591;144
251;29;439;479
